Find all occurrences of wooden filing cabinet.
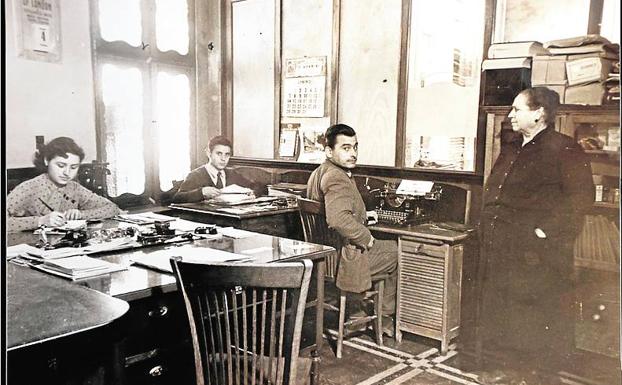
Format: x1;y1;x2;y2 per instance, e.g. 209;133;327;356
395;230;466;354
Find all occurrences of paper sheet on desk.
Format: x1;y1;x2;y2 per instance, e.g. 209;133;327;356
396;180;434;196
219;227;256;239
7;244;43;258
130;245;253;273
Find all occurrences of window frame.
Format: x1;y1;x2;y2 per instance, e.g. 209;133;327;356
89;0;197;199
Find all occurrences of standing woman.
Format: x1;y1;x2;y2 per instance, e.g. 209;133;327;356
478;88;594;381
7;137;120;232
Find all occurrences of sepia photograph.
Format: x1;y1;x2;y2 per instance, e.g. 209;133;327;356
3;1;620;384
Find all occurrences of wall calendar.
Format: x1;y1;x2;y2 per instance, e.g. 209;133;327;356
283;56;326;118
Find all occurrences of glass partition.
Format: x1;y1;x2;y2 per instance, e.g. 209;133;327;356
402;0;485;172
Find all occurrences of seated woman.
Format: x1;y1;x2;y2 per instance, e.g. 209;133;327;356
7;137;121;232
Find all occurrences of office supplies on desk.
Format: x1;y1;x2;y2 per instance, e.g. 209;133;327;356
371;180;442;226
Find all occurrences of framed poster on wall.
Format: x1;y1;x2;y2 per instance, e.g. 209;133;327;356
12;0;62;63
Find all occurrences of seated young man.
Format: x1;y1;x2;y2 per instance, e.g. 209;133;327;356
306;124;398;336
173;136;265;203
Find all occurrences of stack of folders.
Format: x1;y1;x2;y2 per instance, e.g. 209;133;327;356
34;255;127;281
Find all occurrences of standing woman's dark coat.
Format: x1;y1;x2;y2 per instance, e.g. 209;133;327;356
479;127;593;361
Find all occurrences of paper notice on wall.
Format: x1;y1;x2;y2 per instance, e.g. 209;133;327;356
285;56;327;78
13;0;62;62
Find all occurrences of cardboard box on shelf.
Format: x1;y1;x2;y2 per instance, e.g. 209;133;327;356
565;82;607;105
566;57;616;86
532;55;568;85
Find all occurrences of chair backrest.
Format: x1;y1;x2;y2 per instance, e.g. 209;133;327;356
171;258;313;385
297;198;341;278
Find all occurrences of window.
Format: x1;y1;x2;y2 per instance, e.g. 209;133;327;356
403;0;484;171
91;0;195;197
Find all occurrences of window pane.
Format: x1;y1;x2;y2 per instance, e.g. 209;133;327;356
232;0;275;159
156;0;189;55
98;0;142;46
156;71;191;191
102;64;145;196
403;0;484;171
494;0;590;43
601;0;620;44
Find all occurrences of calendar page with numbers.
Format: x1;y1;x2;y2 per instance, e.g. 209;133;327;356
283;77;325;118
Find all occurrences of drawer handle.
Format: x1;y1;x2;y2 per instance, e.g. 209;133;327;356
148;306;169;318
592;314;601;321
149;365;165;377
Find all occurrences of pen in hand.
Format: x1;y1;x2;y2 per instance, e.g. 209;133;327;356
38;198;55;212
38;198;66;226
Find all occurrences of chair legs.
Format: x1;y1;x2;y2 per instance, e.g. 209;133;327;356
336;293;347;358
335;280;385;359
373;280;384;347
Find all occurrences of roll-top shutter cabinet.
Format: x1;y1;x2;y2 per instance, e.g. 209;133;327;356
396;235;464;354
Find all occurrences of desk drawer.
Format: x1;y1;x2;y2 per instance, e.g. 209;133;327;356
576;294;620;358
123;293;190;354
124;345;194;385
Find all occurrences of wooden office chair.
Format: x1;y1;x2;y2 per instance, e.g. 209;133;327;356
297;197;387;358
170;258;313;385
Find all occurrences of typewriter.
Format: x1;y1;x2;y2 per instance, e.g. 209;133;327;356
371;182;442;226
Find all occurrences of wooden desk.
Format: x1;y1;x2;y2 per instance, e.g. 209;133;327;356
7;263;130;384
168;201;302;239
371;222;471;354
7;221;331;384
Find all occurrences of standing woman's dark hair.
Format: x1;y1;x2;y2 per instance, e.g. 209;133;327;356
33;137;85;171
519;87;560;128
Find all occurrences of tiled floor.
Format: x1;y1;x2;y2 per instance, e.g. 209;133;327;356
316;329;621;385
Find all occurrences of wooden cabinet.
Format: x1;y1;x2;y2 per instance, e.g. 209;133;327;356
120;293;194;385
395;227;468;354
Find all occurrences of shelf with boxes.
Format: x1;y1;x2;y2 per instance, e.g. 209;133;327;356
482;35;620;106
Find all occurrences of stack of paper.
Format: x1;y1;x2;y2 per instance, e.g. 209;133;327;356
210;184;255;205
35;255;127;280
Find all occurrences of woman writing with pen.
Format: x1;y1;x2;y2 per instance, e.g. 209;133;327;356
6;137;120;233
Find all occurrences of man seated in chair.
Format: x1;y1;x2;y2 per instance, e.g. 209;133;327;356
307;124;398;336
173;135;265;203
